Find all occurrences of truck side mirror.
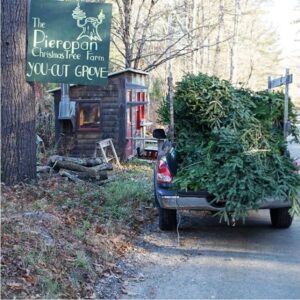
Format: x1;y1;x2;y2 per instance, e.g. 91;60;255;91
153;129;166;139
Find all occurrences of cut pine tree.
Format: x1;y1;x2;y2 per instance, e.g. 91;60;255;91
158;73;300;222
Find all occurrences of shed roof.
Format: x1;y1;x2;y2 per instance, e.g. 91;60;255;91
108;68;149;77
47;68;149;93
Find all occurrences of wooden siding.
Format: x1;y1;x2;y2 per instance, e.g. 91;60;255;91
52;70;148;160
53;75;127;158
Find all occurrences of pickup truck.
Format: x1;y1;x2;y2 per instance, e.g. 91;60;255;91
153;129;293;231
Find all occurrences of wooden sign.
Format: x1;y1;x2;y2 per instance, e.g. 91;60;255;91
268;74;293;89
268;69;293;140
26;0;112;86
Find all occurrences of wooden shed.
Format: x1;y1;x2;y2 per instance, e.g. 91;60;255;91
50;68;152;160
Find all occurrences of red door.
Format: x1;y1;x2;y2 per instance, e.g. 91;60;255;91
126;108;133;158
126;90;133;158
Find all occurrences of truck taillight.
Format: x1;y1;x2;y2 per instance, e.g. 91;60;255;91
293;158;300;174
157;159;173;184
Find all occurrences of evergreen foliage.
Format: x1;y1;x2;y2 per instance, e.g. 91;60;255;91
158;73;300;222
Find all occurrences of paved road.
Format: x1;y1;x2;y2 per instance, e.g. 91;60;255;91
120;130;300;299
121;212;300;299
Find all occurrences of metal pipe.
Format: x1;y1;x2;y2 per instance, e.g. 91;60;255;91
59;83;70;119
61;83;69;99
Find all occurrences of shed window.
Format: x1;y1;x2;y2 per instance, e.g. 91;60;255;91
78;102;100;130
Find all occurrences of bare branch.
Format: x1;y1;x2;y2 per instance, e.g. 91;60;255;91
111;39;126;59
144;35;234;72
133;0;158;68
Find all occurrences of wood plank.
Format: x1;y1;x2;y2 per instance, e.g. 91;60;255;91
74;145;97;150
102;120;119;126
101;129;118;135
76;137;100;142
101;109;118;115
101;115;118;121
76;132;101;139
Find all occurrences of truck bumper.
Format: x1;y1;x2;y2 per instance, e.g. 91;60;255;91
156;187;291;210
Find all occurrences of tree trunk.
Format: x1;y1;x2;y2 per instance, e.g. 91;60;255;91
190;0;197;74
229;0;241;82
1;0;36;185
199;0;205;72
124;0;133;68
213;0;224;76
185;0;197;74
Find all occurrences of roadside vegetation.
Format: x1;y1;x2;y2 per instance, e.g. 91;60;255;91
1;160;154;299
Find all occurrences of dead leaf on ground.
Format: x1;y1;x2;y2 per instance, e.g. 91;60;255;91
64;215;76;225
23;275;38;285
7;281;24;290
95;225;107;235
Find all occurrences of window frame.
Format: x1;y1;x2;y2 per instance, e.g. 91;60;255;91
77;100;101;132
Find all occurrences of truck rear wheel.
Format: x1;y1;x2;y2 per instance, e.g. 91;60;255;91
158;207;177;231
270;207;293;228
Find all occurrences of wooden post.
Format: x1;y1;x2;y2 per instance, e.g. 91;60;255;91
167;13;175;142
283;69;290;140
267;75;271;92
167;71;174;142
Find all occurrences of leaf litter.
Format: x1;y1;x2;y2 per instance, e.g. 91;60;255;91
1;160;155;299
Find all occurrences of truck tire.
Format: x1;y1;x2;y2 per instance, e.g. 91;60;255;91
158;207;177;231
270;207;293;228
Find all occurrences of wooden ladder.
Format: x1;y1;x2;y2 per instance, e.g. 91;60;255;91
94;138;121;167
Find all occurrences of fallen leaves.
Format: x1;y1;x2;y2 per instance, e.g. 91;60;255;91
22;274;38;285
64;215;77;226
1;161;155;299
7;281;24;290
95;224;107;235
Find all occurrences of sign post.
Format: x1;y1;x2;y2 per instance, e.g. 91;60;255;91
26;0;112;86
267;69;293;140
284;69;290;140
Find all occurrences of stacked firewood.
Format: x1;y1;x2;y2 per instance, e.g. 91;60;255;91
37;155;113;184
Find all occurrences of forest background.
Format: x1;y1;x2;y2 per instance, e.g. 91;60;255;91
105;0;300;104
36;0;300;105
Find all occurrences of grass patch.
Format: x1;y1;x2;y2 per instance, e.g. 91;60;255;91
41;278;62;299
100;160;154;221
74;251;92;271
102;179;153;220
73;220;91;240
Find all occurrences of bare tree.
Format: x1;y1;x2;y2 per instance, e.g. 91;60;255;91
111;0;232;72
110;0;282;93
